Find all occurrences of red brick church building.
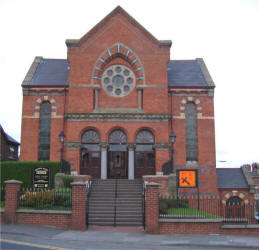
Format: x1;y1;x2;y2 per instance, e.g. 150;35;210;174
20;6;218;194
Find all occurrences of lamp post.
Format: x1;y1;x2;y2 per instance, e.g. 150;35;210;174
169;132;176;174
59;131;65;173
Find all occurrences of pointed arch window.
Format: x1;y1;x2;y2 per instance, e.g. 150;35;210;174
185;102;198;161
38;101;51;160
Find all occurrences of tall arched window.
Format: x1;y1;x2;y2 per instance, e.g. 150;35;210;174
185;102;198;161
135;129;155;178
38;101;51;160
80;129;100;178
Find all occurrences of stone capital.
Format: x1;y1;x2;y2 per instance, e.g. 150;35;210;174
100;142;109;150
127;143;136;150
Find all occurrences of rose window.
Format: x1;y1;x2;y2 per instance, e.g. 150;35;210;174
101;65;136;97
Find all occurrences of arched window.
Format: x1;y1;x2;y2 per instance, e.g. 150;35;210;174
185;102;198;161
38;101;51;160
135;129;155;178
80;129;100;178
109;129;127;144
226;196;244;218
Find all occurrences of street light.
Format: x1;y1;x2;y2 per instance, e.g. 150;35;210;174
59;131;65;173
169;132;176;173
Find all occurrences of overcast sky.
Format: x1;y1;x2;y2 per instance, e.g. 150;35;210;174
0;0;258;167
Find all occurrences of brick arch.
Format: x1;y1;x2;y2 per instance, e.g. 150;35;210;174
179;97;203;118
91;43;145;85
222;191;249;205
34;96;57;116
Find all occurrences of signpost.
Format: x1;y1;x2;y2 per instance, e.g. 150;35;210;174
32;166;51;189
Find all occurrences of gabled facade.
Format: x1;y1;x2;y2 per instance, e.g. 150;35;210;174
20;6;217;194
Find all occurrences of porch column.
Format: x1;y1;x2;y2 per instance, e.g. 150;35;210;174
101;143;108;179
128;144;135;180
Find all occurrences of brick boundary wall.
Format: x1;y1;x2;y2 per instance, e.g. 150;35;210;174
3;180;22;224
145;182;160;233
71;181;87;231
143;176;168;197
16;210;72;229
2;179;87;231
159;220;259;236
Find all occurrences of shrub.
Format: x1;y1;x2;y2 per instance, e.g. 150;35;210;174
159;199;168;214
60;175;74;188
159;197;189;214
20;190;55;209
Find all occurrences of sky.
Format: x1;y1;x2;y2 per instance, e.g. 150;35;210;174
0;0;258;168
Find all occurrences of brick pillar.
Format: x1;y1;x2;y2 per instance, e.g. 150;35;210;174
71;182;87;231
145;182;159;234
3;180;22;224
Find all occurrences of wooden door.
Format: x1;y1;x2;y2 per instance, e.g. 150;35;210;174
108;152;127;179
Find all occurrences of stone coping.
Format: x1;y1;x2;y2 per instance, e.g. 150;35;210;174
159;218;223;223
143;175;168;179
4;180;23;184
222;224;259;229
16;209;71;215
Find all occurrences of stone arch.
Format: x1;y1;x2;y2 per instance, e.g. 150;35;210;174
34;96;57;117
179;97;203;118
222;191;249;205
92;43;145;85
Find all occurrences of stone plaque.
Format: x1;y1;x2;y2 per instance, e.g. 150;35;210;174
32;166;51;189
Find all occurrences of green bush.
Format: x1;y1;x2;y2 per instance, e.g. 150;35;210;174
0;161;60;189
60;175;74;188
159;197;189;214
159;199;169;214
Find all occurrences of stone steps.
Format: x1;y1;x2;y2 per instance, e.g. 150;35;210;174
87;179;144;226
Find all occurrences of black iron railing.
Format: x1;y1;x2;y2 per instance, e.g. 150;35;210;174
19;188;72;210
159;196;259;224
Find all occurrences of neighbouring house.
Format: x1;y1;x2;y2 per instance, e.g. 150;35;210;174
0;124;20;161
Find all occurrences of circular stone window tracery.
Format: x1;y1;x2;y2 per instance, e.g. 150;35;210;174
101;65;136;97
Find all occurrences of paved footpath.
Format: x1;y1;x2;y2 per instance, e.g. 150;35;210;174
1;224;259;250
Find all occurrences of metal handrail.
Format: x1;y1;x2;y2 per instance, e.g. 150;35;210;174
142;180;146;229
86;180;92;228
114;179;118;227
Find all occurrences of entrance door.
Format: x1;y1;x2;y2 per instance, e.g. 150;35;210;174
80;150;101;179
108;152;128;179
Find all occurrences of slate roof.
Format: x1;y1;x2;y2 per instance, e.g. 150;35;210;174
217;168;248;189
168;59;207;87
29;58;69;86
0;124;20;145
26;57;213;87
